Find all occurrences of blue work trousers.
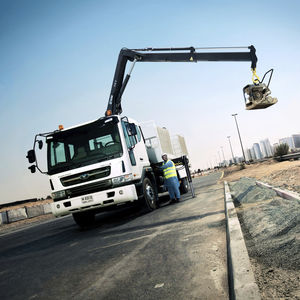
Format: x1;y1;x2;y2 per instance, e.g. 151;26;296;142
165;176;180;200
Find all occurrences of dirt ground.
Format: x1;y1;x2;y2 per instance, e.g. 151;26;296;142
224;159;300;194
225;161;300;300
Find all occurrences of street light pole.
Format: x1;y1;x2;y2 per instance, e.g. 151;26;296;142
221;146;226;167
218;151;222;165
220;146;226;162
232;113;246;163
227;136;235;164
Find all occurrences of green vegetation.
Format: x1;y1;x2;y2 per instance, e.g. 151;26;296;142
239;163;246;170
274;143;289;157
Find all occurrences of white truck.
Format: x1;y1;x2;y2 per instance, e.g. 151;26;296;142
26;116;191;227
26;45;275;227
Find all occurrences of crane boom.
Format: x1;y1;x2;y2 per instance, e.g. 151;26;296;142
106;46;258;116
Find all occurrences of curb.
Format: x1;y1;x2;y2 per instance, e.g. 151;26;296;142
224;181;261;300
256;181;300;203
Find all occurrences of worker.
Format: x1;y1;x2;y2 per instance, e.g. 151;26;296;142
161;153;180;203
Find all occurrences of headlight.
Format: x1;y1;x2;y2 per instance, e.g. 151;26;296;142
51;190;66;201
112;174;133;186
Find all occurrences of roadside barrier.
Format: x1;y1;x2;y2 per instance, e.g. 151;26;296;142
7;208;27;223
26;205;45;219
0;211;8;224
0;203;53;225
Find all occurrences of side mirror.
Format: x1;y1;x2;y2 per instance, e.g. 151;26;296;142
28;165;36;173
26;150;36;163
127;123;137;136
38;140;43;149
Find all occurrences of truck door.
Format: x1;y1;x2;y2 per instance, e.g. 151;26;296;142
121;120;149;177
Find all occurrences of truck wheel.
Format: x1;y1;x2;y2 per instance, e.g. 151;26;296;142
72;211;95;228
142;177;157;212
180;178;189;194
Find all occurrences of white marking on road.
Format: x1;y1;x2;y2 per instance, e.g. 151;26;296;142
90;218;210;252
154;283;165;288
90;227;184;251
101;227;154;239
181;232;205;240
89;233;156;251
70;242;78;247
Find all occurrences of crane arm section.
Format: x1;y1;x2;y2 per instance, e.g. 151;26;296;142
106;46;257;116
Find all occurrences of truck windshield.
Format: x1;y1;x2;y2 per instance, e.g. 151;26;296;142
47;118;123;175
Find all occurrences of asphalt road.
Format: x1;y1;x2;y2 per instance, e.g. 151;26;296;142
0;172;228;300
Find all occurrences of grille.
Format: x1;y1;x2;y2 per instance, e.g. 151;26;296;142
60;166;111;187
65;179;113;199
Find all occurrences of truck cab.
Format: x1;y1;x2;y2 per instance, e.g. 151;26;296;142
44;115;156;225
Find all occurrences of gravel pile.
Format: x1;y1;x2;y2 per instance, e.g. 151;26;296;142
229;177;300;299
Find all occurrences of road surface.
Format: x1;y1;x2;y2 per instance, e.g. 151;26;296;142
0;172;228;300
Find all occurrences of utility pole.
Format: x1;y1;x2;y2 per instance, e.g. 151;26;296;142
220;146;226;162
227;136;235;164
218;151;222;165
215;156;218;167
220;146;226;166
232;113;246;163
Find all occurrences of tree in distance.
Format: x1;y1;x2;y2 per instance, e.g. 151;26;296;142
274;143;289;157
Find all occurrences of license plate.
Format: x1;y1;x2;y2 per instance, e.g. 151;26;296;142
81;195;94;204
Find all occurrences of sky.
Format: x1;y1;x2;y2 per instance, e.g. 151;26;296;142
0;0;299;204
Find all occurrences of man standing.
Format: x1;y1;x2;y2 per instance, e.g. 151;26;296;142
161;153;180;203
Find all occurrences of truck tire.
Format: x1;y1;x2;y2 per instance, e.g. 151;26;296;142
142;177;157;212
72;211;95;228
180;177;189;194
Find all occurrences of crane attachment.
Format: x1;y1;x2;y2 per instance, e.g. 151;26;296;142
105;45;277;116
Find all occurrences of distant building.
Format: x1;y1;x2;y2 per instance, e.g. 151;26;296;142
259;141;268;158
245;148;253;161
221;160;229;167
260;139;273;157
292;134;300;149
253;143;263;160
235;156;244;163
250;147;256;160
279;137;294;150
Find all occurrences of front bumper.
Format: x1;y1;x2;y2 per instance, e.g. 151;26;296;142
51;184;138;217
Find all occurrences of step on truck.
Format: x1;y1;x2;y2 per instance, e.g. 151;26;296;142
26;45;277;227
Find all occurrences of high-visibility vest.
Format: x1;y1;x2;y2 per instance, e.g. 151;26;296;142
162;160;177;179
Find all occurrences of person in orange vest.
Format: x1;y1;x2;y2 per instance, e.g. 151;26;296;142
161;153;180;203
